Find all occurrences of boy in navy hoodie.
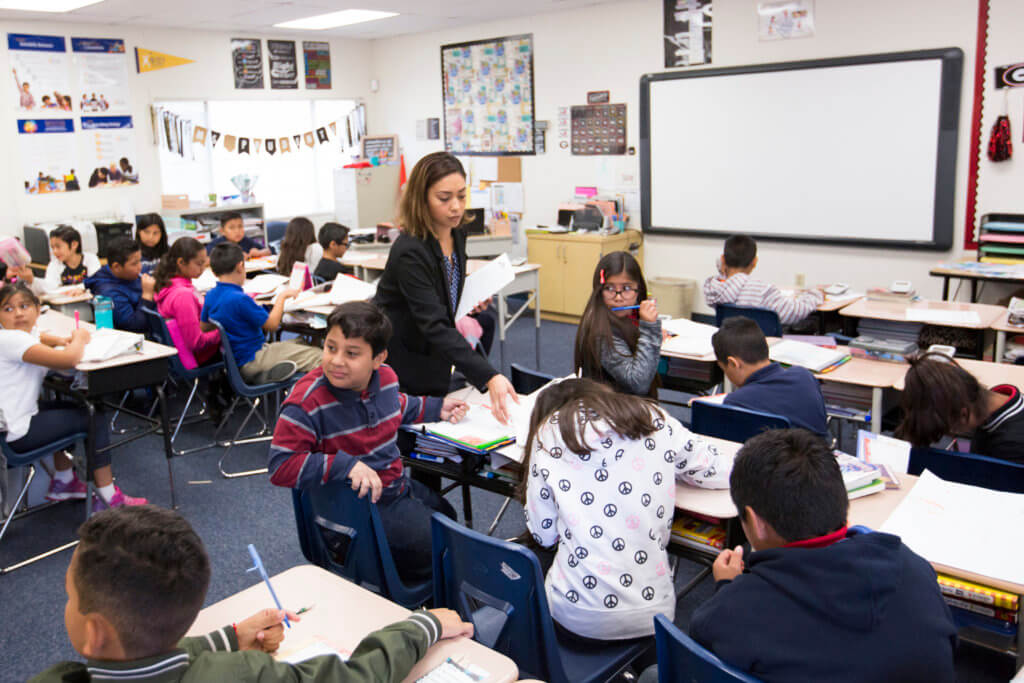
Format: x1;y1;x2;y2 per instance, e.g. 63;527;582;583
711;316;828;437
84;237;154;332
689;429;956;683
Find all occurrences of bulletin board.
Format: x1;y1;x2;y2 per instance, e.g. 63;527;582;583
441;34;535;156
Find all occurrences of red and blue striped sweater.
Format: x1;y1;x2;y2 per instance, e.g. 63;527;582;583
268;365;442;500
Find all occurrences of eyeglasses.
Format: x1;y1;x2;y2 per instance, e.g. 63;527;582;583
601;284;638;297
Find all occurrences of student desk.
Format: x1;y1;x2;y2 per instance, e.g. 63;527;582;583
187;564;519;682
889;355;1024;392
41;289;94;323
37;310;181;506
813;355;905;435
992;311;1024;364
929;260;1024;303
245;255;278;273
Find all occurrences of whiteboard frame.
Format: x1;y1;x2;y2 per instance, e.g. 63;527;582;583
639;48;963;251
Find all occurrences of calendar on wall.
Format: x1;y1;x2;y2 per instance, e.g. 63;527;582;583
571;103;627;155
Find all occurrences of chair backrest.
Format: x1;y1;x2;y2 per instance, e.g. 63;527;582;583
266;220;288;250
654;614;761;683
690;401;791;442
431;513;570;683
510;362;557;395
715;304;783;337
141;305;193;376
908;447;1024;493
291;481;430;608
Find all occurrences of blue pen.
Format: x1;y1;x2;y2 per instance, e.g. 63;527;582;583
610;304;641;311
246;544;290;628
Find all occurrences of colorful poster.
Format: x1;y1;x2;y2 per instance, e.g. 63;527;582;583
9;33;72;113
17;118;79;194
231;38;263;89
441;34;535;155
268;40;298;89
302;41;331;89
663;0;712;67
80;115;139;188
758;0;815;41
72;38;130;113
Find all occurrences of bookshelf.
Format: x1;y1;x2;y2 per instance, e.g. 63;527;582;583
978;213;1024;265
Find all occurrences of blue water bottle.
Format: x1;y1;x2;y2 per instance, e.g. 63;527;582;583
93;296;113;330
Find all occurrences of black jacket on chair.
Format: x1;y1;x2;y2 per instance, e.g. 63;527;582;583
374;229;497;396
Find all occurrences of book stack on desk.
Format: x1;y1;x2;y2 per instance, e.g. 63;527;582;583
936;574;1019;638
404;405;515;463
769;339;851;373
670;513;727;553
866;286;918;302
821;384;874;419
835;451;884;499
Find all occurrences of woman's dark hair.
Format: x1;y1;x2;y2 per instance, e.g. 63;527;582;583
895;352;988;446
573;251;656;396
277;217;317;275
51;225;83;254
136;213;168;262
517;378;658;499
153;237;205;293
399;152;468;241
0;281;40;309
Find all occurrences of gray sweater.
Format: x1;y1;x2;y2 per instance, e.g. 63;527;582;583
598;319;662;395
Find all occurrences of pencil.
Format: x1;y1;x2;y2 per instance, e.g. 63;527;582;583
610;304;641;311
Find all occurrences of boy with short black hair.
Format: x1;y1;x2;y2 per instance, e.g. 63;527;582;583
32;505;473;682
202;242;319;384
269;300;468;581
205;212;270;258
84;236;154;332
689;429;957;683
313;222;354;282
710;316;828;437
703;234;823;326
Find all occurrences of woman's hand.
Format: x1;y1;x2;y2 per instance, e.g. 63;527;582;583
638;298;659;323
486;374;519;425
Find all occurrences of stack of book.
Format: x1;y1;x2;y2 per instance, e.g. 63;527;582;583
663;356;717;383
403;405;515;463
936;573;1019;638
835;451;885;499
866;286;918;302
821;383;874;418
769;339;851;373
1008;297;1024;326
670;513;727;554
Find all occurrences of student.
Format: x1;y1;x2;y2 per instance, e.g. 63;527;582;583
269;300;467;580
32;505;474;683
313;221;353;282
703;234;823;327
687;429;956;682
136;213;168;274
17;225;101;295
205;212;270;258
573;251;662;397
153;237;220;366
84;237;154;333
524;378;728;644
202;242;319;384
711;316;829;437
0;283;146;510
897;352;1024;462
277;216;323;277
13;68;34;109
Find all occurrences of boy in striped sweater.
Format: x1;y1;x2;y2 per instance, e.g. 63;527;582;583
703;234;823;327
269;300;469;580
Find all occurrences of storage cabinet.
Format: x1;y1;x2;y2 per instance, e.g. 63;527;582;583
527;229;643;320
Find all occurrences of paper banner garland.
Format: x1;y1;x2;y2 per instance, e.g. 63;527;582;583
266;138;276;155
316;127;329;143
254;138;261;153
292;134;301;148
192;125;207;145
329;121;337;135
303;131;315;148
223;134;236;152
238;137;250;154
279;137;291;153
210;130;221;147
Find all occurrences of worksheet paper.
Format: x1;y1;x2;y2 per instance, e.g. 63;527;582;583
661;317;717;356
904;309;981;325
880;470;1024;586
454;253;514;320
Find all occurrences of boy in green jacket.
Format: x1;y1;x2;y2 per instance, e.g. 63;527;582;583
32;505;473;682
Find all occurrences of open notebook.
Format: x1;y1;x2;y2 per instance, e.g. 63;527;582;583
661;318;717;357
80;329;144;363
769;339;850;373
284;274;377;312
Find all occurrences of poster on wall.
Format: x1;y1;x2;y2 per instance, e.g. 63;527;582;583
80;116;139;188
441;34;535;155
663;0;712;67
9;33;72;113
72;38;130;113
268;40;298;89
18;118;79;194
303;41;331;89
231;38;264;89
758;0;815;41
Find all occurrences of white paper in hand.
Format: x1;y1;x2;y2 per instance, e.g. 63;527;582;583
329;273;377;304
455;253;514;320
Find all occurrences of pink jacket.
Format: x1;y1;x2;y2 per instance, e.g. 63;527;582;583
154;277;220;365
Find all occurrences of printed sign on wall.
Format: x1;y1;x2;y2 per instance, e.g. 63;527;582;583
9;33;72;113
268;40;298;89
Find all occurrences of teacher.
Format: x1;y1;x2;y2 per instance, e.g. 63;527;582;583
375;152;518;423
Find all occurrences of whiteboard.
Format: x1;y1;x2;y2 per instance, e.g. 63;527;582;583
640;49;963;250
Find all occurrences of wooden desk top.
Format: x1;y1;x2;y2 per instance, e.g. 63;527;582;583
38;310;178;371
991;310;1024;335
814;354;904;388
674;437;740;519
187;565;518;683
889;355;1024;391
839;298;1006;329
929;261;1024;281
245;255;278;272
818;295;863;312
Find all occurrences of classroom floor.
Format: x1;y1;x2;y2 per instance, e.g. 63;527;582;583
0;317;1016;683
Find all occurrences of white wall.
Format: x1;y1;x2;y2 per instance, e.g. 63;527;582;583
0;20;372;235
368;0;1022;310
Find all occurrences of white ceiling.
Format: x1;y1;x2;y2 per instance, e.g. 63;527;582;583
0;0;616;39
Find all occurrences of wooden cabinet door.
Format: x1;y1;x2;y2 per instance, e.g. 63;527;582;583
528;237;565;313
563;241;602;316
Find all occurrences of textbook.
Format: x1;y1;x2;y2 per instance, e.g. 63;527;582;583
834;451;879;491
936;573;1019;611
419;404;515;453
769;339;851;373
846;478;885;500
943;596;1019;625
670;514;727;553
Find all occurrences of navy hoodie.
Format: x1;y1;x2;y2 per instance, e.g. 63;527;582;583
690;530;956;683
84;265;146;332
724;362;829;437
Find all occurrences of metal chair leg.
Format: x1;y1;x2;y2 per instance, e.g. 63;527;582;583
217;397;271;479
0;465;79;575
169;379;219;457
487;497;513;536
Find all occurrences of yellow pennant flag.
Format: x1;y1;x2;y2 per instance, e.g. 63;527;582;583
135;47;194;73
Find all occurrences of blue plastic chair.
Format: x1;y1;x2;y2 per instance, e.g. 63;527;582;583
907;447;1024;493
510;362;556;395
653;614;761;683
715;304;783;337
690;402;791;443
0;428;90;574
431;513;651;683
142;307;225;456
291;481;430;608
266;220;287;253
209;320;296;478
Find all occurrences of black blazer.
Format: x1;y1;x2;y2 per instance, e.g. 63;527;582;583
374;229;498;396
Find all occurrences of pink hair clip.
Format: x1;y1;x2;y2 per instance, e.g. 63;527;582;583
599;269;605;284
